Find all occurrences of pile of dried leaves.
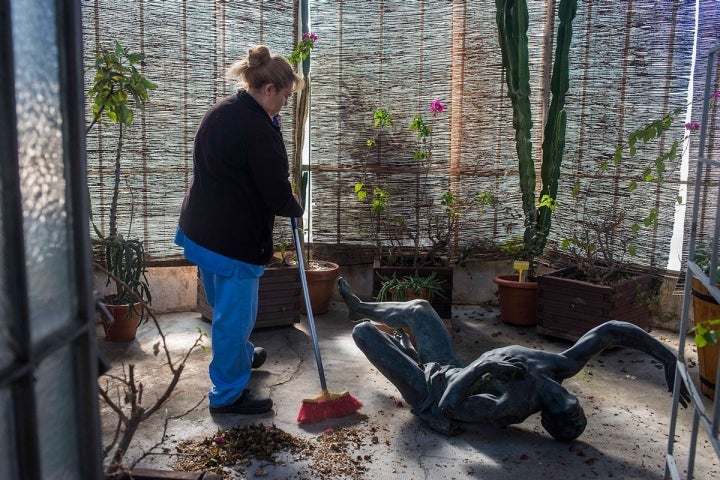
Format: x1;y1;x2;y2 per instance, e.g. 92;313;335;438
173;420;381;479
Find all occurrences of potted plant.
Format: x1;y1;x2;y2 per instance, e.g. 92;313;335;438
374;271;451;345
376;271;447;302
492;0;578;325
354;102;494;318
689;240;720;398
536;222;656;341
87;41;157;342
354;103;458;266
537;104;688;341
288;29;341;316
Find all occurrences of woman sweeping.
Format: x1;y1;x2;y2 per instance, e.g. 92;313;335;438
175;45;304;414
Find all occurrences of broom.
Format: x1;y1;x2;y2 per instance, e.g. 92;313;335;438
291;217;363;424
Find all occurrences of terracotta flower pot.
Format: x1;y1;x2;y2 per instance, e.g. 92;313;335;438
493;274;538;326
300;261;340;315
103;302;143;342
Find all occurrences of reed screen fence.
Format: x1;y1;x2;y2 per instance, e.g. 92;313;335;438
82;0;720;273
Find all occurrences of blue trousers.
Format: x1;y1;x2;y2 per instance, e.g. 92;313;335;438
200;262;264;407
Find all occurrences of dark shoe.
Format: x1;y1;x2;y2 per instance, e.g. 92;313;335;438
252;347;267;369
209;391;273;414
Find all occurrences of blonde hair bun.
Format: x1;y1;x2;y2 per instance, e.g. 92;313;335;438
225;44;302;92
246;45;271;69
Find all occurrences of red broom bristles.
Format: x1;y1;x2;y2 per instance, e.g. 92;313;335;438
297;389;363;424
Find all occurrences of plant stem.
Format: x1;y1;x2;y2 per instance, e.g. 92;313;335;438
109;121;124;239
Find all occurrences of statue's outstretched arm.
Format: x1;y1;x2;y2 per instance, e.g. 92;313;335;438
561;320;690;406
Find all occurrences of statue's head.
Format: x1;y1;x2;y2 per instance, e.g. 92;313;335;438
541;400;587;442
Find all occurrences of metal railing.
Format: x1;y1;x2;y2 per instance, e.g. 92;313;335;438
665;43;720;480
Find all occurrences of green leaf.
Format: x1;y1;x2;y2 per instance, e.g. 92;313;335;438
655;160;666;175
409;114;430;138
373;108;393;128
537;194;557;211
643;208;658;228
613;146;623;165
627;130;640;155
628;131;638;147
641;125;656;142
127;53;144;65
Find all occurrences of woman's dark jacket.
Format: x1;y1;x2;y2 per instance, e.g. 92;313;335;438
179;90;303;266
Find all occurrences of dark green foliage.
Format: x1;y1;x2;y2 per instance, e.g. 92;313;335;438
87;41;156;311
496;0;577;275
92;234;152;313
376;271;446;302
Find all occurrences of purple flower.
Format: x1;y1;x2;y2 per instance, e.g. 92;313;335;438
302;32;318;42
713;91;720;99
685;121;700;131
429;99;446;114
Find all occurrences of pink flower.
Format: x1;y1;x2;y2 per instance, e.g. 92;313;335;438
685;121;700;131
429;99;446;114
713;91;719;98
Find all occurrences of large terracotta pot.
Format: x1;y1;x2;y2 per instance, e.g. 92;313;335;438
301;261;340;315
102;302;143;342
493;274;538;326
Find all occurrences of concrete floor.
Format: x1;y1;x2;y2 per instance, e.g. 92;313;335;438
98;297;719;480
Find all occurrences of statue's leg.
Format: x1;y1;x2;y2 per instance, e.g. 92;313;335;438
352;321;428;406
339;278;462;367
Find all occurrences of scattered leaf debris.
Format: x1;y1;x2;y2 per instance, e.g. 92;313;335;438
173;421;378;479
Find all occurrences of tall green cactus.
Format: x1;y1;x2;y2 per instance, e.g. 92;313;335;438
496;0;577;275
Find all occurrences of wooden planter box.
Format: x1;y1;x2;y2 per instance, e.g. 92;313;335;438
372;264;454;319
129;468;222;480
197;265;302;329
537;266;653;341
691;276;720;399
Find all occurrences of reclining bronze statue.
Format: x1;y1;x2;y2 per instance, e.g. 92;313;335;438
338;277;689;441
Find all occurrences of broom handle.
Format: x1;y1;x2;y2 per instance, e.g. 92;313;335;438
291;217;329;392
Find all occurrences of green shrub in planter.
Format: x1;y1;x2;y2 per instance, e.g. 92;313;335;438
376;271;446;302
